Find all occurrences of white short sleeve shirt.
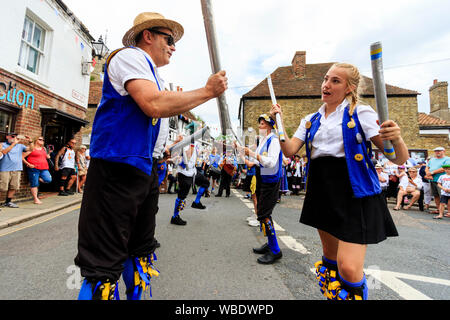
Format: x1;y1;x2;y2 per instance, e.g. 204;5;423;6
293;99;380;159
108;47;169;158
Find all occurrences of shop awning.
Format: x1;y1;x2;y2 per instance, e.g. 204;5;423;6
39;105;89;127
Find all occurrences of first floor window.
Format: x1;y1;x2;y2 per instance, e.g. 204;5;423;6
18;15;46;74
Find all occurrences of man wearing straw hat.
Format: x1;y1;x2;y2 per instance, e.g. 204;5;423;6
75;12;227;300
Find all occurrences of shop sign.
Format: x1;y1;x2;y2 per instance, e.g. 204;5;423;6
0;81;35;109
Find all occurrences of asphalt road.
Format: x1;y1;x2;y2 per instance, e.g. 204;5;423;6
0;189;448;301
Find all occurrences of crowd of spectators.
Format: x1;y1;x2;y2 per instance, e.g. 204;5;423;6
0;134;90;208
376;146;450;219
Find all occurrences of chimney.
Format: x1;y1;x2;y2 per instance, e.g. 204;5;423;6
429;79;448;115
292;51;306;79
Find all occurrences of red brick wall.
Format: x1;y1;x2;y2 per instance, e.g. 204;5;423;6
0;68;87;201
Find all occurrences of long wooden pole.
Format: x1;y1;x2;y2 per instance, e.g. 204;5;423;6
200;0;242;146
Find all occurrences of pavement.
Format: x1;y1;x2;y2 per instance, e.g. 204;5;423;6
0;191;83;230
0;188;437;231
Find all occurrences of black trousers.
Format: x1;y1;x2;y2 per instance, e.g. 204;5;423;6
195;172;210;189
167;174;177;192
256;179;280;221
177;173;194;200
74;158;159;282
217;169;232;196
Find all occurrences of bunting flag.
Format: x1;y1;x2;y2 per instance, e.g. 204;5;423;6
92;58;97;67
80;42;84;51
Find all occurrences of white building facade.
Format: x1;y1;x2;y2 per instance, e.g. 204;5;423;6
0;0;96;195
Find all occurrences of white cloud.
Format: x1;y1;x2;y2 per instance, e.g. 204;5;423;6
64;0;450;126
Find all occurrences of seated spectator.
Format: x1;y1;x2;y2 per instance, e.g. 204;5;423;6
22;136;52;204
394;166;422;210
376;164;389;203
76;145;88;193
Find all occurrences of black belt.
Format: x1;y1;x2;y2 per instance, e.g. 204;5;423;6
152;158;163;166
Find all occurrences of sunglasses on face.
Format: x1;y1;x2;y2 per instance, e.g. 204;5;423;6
148;29;175;47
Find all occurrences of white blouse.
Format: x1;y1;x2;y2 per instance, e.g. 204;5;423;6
254;132;281;169
293;99;380;159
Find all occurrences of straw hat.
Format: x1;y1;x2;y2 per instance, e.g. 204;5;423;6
122;12;184;47
258;114;275;128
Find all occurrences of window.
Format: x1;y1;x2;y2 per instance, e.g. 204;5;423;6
18;16;46;74
0;107;17;142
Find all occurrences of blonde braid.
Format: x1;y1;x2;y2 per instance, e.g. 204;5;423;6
332;63;361;116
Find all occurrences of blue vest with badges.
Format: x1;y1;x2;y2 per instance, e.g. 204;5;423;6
304;106;381;198
90;47;161;176
258;134;282;183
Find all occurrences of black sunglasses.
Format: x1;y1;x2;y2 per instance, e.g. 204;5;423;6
148;29;175;47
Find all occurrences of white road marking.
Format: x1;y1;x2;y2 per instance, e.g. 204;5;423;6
244;202;254;209
235;189;310;255
280;235;311;255
273;221;285;231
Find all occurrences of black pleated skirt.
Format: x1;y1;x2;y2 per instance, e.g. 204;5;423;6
300;157;398;244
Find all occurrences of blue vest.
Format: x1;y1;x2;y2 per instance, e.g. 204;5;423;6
209;154;221;168
90;47;161;176
247;165;256;176
304;106;381;198
258;134;282;183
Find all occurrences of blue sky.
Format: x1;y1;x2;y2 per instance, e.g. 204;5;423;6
64;0;450;136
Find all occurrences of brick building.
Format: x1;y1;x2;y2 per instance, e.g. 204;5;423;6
429;79;449;122
0;0;96;197
239;51;450;162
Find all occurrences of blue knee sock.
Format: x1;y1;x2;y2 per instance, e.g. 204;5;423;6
194;187;206;203
78;279;96;300
122;257;143;300
173;198;181;218
78;279;119;300
267;229;280;254
322;256;337;267
339;272;368;300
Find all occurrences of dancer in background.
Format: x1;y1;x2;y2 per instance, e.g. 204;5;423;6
240;114;283;264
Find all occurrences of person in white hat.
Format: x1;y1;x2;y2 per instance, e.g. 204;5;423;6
75;12;227;300
425;147;450;214
239;114;283;265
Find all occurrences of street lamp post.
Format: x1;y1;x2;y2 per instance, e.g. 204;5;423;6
91;35;109;59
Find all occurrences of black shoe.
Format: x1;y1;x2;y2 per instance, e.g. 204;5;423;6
257;250;282;264
253;243;270;254
65;190;75;195
170;215;187;226
58;191;69;196
191;201;206;209
225;194;230;197
155;239;161;248
215;194;222;197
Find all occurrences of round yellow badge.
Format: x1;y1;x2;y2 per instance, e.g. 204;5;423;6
152;118;159;126
347;120;356;129
305;121;312;129
262;152;268;156
354;154;364;161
